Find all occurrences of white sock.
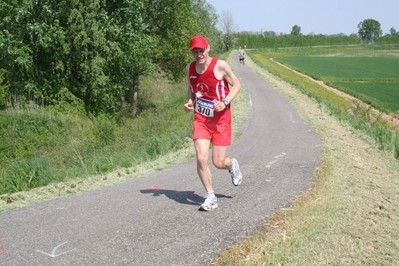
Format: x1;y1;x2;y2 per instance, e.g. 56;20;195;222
206;191;215;198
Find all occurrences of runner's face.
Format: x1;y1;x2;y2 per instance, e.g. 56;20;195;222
191;47;208;63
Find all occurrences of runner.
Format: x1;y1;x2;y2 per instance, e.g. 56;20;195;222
239;52;245;64
184;35;243;211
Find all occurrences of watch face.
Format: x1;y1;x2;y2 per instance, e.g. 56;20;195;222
223;100;229;106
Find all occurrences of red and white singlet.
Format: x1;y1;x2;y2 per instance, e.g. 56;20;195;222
189;58;231;124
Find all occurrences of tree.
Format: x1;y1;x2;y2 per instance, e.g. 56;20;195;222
0;0;220;115
0;0;153;114
357;19;383;43
218;10;238;51
264;31;277;37
0;0;70;106
291;25;301;36
390;27;398;36
130;0;220;115
0;69;7;108
192;0;223;54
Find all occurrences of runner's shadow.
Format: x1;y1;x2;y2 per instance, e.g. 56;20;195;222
140;189;232;206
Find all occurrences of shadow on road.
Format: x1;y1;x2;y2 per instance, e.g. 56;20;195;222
140;189;232;206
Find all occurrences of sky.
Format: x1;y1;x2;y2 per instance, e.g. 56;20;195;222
207;0;399;35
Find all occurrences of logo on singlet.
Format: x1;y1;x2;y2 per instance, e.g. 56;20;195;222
196;82;209;96
190;75;197;79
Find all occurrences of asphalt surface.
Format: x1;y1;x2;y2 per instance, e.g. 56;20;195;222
0;52;322;266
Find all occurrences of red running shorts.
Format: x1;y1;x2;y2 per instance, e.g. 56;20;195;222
193;120;232;146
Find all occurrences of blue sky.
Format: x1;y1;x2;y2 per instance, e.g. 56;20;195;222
207;0;399;35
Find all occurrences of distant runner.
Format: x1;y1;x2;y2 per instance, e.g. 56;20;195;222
239;52;245;64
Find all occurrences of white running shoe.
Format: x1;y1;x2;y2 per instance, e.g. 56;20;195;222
229;158;243;186
199;195;218;211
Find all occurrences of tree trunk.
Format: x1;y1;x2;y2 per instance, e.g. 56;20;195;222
131;73;139;116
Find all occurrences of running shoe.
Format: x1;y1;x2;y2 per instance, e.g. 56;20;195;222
199;195;218;211
229;158;243;186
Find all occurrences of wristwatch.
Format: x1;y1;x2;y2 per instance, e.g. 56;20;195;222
223;99;229;107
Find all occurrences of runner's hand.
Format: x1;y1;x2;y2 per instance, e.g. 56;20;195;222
213;100;226;112
184;99;194;113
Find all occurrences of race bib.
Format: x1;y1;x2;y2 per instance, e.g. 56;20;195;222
195;97;215;117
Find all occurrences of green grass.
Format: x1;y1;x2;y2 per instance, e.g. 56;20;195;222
272;54;399;114
329;81;399;113
261;44;399;58
277;57;399;80
212;49;399;266
249;46;399;159
0;50;248;204
0;72;193;195
0;50;250;211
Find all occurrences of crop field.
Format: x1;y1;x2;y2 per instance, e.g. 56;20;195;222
268;47;399;114
250;45;399;159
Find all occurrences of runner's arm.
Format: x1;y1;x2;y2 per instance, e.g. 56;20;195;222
218;60;241;104
184;63;195;112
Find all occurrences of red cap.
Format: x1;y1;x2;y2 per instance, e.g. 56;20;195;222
190;35;208;50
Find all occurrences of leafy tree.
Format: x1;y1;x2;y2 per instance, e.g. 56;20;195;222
103;0;157;116
192;0;223;54
142;0;195;82
375;33;399;45
291;25;301;36
218;10;238;51
0;0;152;114
390;27;398;36
357;18;383;43
264;31;277;37
0;0;219;115
234;32;360;49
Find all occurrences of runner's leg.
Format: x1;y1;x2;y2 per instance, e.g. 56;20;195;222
212;145;233;170
194;139;213;192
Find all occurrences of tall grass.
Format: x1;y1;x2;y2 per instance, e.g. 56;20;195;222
0;73;193;195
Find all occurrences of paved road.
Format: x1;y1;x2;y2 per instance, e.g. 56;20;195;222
0;52;322;266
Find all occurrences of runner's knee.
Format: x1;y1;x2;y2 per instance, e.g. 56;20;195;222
212;158;227;169
196;153;208;166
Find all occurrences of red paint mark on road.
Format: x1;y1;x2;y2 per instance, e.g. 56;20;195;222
148;184;162;190
0;238;6;253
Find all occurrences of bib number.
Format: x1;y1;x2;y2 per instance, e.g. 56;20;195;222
195;97;214;117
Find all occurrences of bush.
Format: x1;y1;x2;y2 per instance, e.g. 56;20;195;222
92;114;117;146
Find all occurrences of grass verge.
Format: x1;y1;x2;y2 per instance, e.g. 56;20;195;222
211;54;399;265
250;51;399;159
0;51;250;213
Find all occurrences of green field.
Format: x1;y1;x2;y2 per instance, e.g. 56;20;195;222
274;54;399;114
250;46;399;160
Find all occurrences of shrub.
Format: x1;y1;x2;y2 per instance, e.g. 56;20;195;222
92;114;117;146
